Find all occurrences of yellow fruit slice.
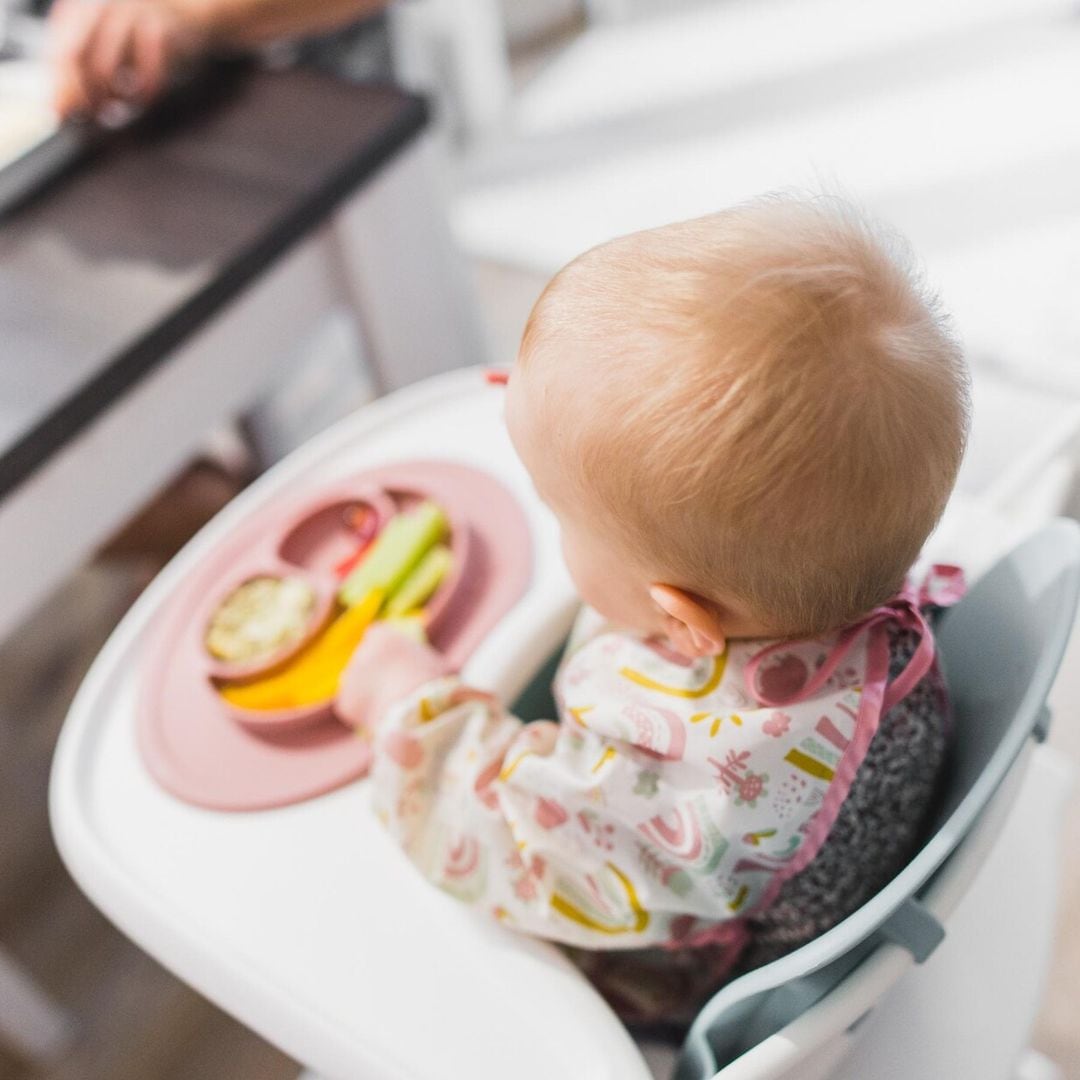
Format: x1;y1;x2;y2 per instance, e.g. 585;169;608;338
220;588;383;710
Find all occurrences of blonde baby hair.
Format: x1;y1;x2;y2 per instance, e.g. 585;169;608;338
518;194;970;635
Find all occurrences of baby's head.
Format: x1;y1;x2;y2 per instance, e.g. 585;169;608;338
506;195;969;657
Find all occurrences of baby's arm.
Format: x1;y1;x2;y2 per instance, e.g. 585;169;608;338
357;624;749;950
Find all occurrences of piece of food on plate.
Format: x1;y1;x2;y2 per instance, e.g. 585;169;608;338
385;543;453;618
205;575;316;663
219;588;383;710
334;503;382;579
339;501;448;608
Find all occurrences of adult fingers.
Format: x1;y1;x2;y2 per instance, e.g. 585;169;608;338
86;2;141;101
49;0;105;116
129;6;175;103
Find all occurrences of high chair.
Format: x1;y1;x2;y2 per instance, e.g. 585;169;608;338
49;370;1078;1080
668;517;1080;1079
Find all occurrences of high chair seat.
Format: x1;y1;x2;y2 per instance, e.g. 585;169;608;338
675;518;1080;1080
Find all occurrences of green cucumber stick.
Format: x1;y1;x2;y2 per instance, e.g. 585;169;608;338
385;544;453;617
338;501;448;607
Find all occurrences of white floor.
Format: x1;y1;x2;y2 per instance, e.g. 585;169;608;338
506;0;1074;140
453;0;1080;408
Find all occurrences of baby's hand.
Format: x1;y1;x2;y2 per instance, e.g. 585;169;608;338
336;622;449;732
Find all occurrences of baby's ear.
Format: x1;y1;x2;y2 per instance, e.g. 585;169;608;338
649;585;726;659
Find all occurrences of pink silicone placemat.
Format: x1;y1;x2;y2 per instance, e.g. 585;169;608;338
137;461;532;811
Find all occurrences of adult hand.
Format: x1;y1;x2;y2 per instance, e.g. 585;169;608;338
49;0;207;119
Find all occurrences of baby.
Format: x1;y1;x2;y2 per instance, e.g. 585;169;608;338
342;195;969;1011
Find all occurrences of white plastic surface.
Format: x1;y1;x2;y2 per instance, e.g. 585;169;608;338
49;367;1078;1080
49;370;651;1080
952;375;1080;511
0;59;54;170
923;372;1080;582
831;743;1074;1080
930;213;1080;398
713;741;1073;1080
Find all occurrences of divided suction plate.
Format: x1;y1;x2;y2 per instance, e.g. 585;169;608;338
137;460;532;811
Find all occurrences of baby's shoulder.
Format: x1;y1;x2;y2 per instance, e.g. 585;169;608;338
560;616;832;709
555;623;867;768
555;626;754;752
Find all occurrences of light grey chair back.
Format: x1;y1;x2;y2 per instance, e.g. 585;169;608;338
674;519;1080;1080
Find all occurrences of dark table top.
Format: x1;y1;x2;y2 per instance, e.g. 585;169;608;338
0;66;427;500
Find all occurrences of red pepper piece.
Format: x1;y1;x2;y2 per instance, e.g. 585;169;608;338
333;539;373;580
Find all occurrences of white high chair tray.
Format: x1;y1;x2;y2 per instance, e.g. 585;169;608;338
49;369;653;1080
